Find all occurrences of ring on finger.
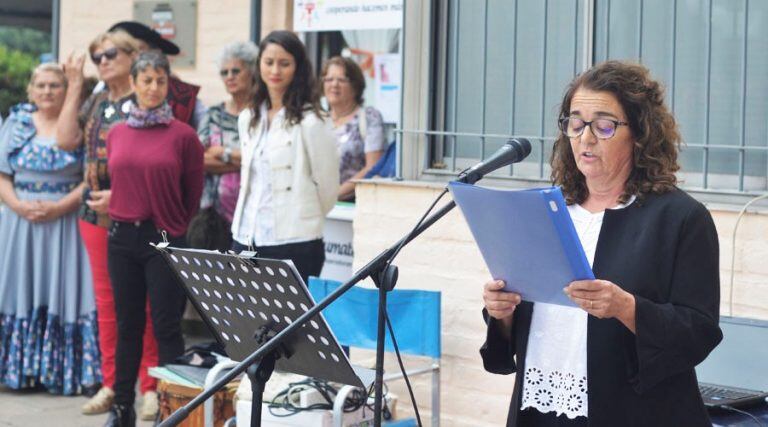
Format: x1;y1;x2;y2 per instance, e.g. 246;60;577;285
589;300;593;309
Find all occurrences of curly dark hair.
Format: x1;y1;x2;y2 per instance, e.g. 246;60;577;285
318;56;366;105
249;30;323;128
550;61;681;205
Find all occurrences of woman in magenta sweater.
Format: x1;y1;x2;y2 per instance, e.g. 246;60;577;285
103;51;204;426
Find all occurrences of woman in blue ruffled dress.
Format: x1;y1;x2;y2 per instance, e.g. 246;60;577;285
0;63;100;395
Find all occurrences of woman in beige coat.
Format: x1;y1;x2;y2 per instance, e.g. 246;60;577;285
230;30;339;282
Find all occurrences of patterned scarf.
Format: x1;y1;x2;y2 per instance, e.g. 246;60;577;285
126;101;174;128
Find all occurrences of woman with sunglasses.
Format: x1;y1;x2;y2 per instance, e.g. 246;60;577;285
55;30;162;419
231;30;339;282
480;61;721;426
190;41;258;250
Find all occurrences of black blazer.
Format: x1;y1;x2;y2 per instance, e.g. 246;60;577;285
480;189;723;427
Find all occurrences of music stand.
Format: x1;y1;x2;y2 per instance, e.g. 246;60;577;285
156;247;375;427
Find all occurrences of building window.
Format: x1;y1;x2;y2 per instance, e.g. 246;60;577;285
427;0;768;194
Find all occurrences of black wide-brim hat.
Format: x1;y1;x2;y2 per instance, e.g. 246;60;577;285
109;21;180;55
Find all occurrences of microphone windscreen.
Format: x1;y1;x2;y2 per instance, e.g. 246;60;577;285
509;138;532;162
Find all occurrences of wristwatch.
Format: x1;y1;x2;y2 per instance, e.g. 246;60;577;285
221;147;233;164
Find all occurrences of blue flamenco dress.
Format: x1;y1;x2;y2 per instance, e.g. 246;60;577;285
0;103;101;394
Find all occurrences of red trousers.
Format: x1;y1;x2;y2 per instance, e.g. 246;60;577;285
79;219;158;393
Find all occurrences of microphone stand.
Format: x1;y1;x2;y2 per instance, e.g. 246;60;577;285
160;172;485;427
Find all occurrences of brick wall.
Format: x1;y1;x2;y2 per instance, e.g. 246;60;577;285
351;180;768;426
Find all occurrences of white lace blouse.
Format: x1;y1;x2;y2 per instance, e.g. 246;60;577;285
520;199;633;419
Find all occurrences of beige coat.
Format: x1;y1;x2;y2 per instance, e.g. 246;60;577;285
231;107;339;244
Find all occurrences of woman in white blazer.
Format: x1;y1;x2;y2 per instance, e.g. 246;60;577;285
231;30;339;282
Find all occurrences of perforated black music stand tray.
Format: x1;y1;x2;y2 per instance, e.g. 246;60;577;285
156;246;375;427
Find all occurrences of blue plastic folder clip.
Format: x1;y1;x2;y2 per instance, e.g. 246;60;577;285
448;182;594;307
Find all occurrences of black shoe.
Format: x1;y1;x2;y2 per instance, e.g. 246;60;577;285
103;404;136;427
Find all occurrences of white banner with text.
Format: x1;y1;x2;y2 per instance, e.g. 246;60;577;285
294;0;403;32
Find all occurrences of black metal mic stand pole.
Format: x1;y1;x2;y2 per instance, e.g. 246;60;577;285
159;198;458;427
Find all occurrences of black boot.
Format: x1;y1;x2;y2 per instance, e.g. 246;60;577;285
103;404;136;427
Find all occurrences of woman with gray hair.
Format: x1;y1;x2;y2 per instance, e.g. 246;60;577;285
103;51;204;426
189;41;258;250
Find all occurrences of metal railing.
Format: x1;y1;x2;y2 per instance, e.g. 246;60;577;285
423;0;768;195
399;128;768;196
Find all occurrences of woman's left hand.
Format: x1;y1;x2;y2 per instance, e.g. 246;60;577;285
33;201;64;223
206;145;225;158
564;280;636;329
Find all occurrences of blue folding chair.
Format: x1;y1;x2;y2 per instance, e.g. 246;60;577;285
309;277;441;427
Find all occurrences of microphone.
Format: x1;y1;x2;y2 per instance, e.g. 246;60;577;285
455;138;532;184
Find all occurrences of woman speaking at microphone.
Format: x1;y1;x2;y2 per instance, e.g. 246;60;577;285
481;61;721;427
103;51;204;426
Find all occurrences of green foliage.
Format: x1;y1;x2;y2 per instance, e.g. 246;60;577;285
0;26;51;116
0;27;51;58
0;45;38;116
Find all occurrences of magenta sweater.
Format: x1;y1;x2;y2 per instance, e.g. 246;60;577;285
107;120;204;237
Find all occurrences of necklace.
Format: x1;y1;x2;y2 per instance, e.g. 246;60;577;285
332;105;358;127
107;86;132;103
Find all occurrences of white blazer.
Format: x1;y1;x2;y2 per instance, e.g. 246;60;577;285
231;107;340;244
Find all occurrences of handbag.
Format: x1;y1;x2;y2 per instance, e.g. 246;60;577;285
186;206;232;251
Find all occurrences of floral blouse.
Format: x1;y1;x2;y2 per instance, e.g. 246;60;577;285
333;106;386;184
0;103;83;193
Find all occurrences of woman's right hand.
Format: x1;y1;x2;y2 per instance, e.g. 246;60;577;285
86;190;111;214
33;200;65;223
483;279;522;321
63;52;85;87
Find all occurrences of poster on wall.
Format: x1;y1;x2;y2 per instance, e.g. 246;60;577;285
134;0;197;67
320;204;355;282
294;0;403;32
373;53;401;124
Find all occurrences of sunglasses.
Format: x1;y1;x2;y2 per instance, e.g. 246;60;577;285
91;47;121;65
220;68;242;78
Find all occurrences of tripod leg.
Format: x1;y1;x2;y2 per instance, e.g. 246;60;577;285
373;283;387;427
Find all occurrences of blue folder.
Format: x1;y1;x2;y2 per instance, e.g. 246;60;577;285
448;182;594;307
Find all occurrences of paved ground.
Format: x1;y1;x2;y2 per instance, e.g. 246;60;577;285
0;386;156;427
0;324;213;426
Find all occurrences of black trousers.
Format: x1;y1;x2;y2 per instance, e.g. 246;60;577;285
231;238;325;284
108;221;187;405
